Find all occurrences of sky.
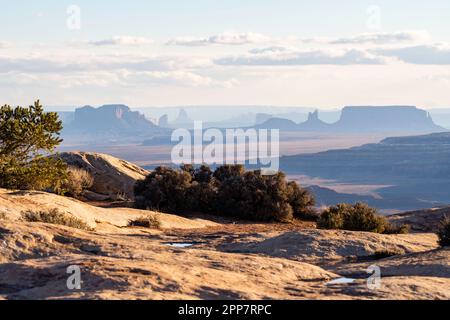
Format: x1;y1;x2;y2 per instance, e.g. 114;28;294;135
1;1;450;108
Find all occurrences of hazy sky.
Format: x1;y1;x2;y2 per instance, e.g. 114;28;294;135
1;1;450;108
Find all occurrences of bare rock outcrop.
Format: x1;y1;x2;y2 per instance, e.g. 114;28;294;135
219;229;439;264
0;188;217;231
58;152;149;200
388;207;450;232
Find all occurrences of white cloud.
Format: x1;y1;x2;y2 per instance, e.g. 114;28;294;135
122;70;236;88
0;52;234;89
376;43;450;64
89;36;154;46
216;47;387;66
0;41;12;49
167;32;271;46
249;46;293;54
0;54;211;73
329;30;430;45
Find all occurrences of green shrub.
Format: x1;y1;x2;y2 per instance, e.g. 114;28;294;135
22;208;92;231
317;203;348;229
128;215;161;229
134;165;315;223
287;181;317;220
437;216;450;247
134;166;193;212
318;203;387;233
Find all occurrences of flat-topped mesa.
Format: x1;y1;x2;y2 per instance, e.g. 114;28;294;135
258;106;444;133
71;104;158;134
334;106;444;133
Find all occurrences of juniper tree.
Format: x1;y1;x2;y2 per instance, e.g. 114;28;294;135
0;100;67;191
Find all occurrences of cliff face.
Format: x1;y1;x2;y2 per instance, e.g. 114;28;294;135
334;106;444;133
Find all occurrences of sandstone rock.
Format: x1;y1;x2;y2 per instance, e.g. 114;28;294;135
219;229;439;264
388;207;450;232
0;188;217;230
58;152;149;200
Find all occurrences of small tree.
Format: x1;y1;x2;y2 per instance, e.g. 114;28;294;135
0;100;67;191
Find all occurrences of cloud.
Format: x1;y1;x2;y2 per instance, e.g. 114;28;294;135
0;41;11;49
0;54;211;73
216;48;387;66
122;70;237;88
167;32;271;46
376;44;450;64
249;46;293;54
0;53;234;88
89;36;154;46
329;30;430;45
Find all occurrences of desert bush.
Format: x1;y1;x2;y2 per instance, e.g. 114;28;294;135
134;165;315;223
317;203;348;229
134;166;193;212
318;203;387;233
128;215;161;229
437;216;450;247
287;181;317;221
383;223;410;235
0;101;68;192
62;167;94;197
214;170;294;222
22;208;92;230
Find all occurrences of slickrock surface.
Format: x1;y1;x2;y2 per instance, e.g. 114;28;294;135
0;189;448;300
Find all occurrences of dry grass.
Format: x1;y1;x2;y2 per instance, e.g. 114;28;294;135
22;208;93;231
384;223;410;235
64;167;94;197
128;215;162;229
372;249;404;260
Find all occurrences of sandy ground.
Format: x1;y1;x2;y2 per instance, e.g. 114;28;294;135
0;188;449;300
